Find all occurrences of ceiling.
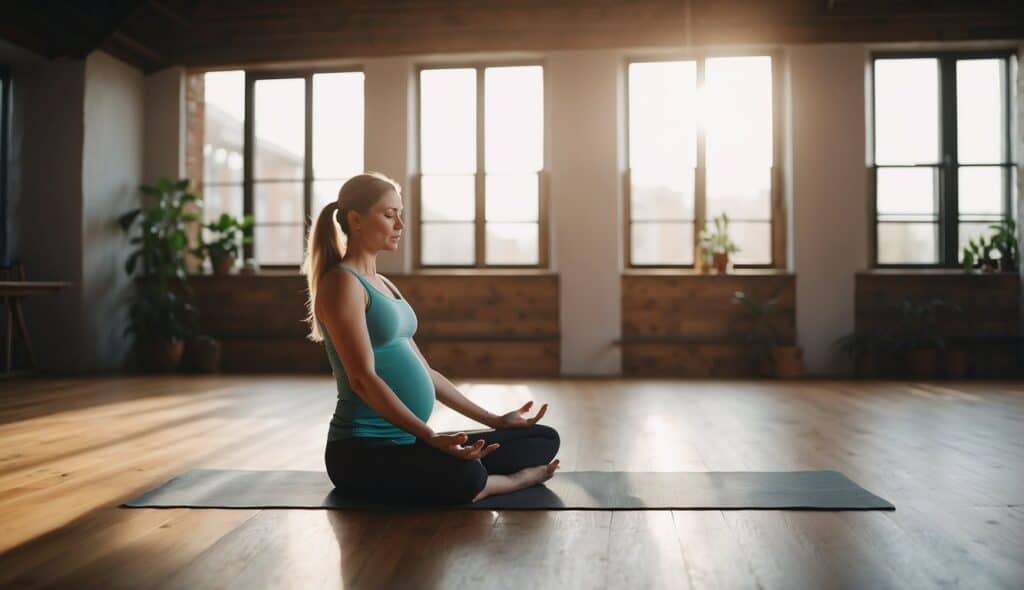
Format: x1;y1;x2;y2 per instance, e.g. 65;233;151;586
1;0;1021;73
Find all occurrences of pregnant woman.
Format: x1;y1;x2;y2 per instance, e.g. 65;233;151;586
302;172;561;505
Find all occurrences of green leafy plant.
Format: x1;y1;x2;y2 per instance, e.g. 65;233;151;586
988;218;1018;271
732;290;782;372
833;330;895;375
699;213;740;257
118;178;201;347
896;297;961;352
194;213;254;266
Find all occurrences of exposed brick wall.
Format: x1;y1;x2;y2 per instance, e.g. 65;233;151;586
185;72;204;192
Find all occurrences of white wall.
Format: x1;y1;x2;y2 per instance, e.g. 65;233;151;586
785;45;870;375
80;51;144;371
143;66;185;181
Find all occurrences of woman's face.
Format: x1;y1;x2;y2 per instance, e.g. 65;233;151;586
353;189;404;251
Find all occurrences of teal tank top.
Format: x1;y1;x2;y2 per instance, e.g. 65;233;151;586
319;263;435;445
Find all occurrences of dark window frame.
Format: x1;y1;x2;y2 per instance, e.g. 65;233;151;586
236;67;364;268
624;50;784;270
413;61;550;270
869;50;1016;268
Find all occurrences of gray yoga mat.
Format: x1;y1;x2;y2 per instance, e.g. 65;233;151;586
123;469;894;511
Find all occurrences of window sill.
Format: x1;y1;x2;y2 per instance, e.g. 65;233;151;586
858;268;1018;277
623;268;792;277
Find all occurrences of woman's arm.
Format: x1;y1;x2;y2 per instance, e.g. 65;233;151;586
408;337;500;429
317;270;436;441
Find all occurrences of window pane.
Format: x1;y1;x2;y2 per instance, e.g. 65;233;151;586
421;175;475;221
959;222;1002;263
706;166;771;221
203;71;244;185
421;69;475;174
958;166;1004;216
728;221;772;265
628;61;697;172
877;223;938;264
486;223;538;265
485;66;543;173
254;225;303;265
202;184;243;224
313;72;364;179
631;222;693;265
630;168;694;221
485;174;538;222
705;56;773;169
313;179;346;216
957;59;1005;165
874;59;940;165
254;78;305;180
254;182;303;224
421;222;474;265
876;167;937;218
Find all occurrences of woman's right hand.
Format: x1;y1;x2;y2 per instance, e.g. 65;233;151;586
426;432;500;460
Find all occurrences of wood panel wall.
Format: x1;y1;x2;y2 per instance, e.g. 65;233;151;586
191;272;560;377
855;270;1021;378
621;271;797;377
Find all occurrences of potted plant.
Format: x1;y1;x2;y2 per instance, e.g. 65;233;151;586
962;235;998;273
187;334;223;373
732;290;802;378
194;213;254;276
833;330;895;378
988;218;1018;273
896;297;960;379
943;335;969;380
118;177;202;372
699;213;739;274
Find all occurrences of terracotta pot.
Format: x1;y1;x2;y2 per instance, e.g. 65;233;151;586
713;252;729;274
907;348;938;379
146;339;184;373
189;338;223;373
773;345;803;379
855;351;879;379
212;253;236;276
944;349;968;379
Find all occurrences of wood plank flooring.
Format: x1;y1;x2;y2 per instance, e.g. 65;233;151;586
0;376;1022;589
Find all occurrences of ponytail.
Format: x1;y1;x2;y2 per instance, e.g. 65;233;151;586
302;171;401;342
302;201;346;342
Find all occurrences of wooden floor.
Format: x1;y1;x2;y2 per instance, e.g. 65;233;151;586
0;376;1022;589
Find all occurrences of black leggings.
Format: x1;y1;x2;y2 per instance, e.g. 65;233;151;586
325;424;560;505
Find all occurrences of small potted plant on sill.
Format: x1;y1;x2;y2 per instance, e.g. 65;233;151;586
988;218;1018;273
699;213;740;274
119;177;201;372
732;290;802;378
194;213;254;276
962;235;998;274
833;330;895;379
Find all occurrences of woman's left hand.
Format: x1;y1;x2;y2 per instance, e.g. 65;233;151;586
489;401;548;429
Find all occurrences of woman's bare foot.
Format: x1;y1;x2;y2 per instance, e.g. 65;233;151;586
516;459;561;487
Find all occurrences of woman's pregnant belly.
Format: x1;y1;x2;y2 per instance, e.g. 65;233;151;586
359;339;436;423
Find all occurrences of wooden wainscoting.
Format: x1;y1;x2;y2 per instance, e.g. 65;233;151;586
621;270;796;377
855;270;1021;378
191;271;560;377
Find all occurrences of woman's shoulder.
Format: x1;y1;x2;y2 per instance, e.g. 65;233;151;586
317;267;368;313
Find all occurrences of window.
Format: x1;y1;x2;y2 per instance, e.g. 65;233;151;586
417;64;546;268
871;52;1015;267
627;55;778;268
198;69;364;267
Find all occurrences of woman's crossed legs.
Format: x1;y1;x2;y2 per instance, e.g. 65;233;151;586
325;423;560;505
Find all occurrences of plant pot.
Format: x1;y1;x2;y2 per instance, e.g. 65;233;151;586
212;253;236;276
145;339;184;373
854;351;879;379
998;257;1016;273
189;337;223;373
907;348;938;379
773;345;803;379
944;349;968;379
713;252;729;274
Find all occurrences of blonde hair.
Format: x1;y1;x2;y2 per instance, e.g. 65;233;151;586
302;171;402;342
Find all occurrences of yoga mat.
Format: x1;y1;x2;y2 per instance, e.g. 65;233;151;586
123;469;894;511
